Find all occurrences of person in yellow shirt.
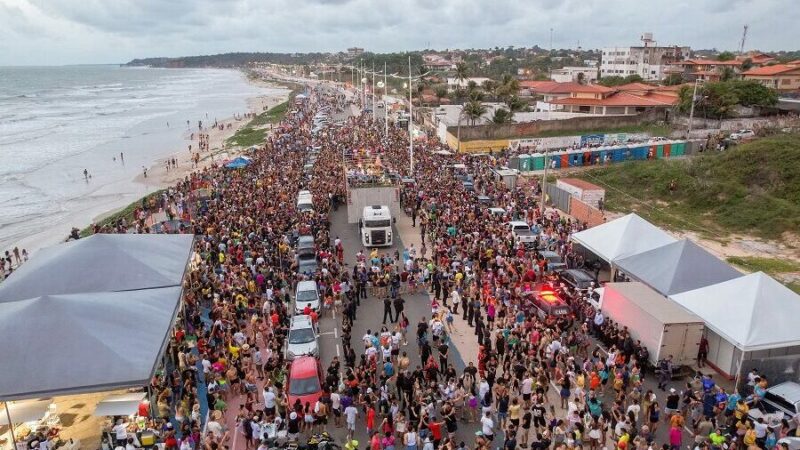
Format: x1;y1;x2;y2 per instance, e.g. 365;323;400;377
735;399;749;421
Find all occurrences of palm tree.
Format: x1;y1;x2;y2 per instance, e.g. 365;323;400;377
455;62;469;88
504;95;526;120
491;108;513;124
481;79;497;97
495;74;520;101
720;66;737;82
468;89;485;103
463;100;487;125
576;72;586;85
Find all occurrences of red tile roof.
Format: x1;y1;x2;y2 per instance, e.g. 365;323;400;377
519;80;559;90
549;92;678;107
558;178;603;191
533;82;615;94
615;82;658;92
742;64;800;76
670;59;742;66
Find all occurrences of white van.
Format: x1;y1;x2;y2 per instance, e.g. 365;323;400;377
297;190;314;212
294;280;320;314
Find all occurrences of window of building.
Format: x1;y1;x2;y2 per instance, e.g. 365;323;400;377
782;78;791;85
579;106;591;113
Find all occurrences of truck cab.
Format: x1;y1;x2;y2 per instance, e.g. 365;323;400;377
360;205;394;247
507;221;537;247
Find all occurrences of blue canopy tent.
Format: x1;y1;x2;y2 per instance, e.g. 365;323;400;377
225;156;252;169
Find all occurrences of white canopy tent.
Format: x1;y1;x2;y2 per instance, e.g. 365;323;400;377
93;393;146;417
670;272;800;378
571;213;676;263
614;239;742;296
0;400;52;426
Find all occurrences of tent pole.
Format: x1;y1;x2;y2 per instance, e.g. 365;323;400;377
4;402;18;450
733;349;746;392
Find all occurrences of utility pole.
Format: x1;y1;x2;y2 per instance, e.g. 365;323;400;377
687;78;702;138
408;55;414;175
540;149;549;215
384;61;388;137
372;61;376;122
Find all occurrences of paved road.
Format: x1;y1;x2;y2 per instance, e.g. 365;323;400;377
314;206;482;446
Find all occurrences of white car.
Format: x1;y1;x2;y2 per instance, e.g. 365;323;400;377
729;129;755;140
294;280;320;314
286;315;318;360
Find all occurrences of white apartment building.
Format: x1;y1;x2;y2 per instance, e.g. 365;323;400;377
551;66;598;83
600;33;691;81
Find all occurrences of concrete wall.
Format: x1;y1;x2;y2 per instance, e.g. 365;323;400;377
450;112;659;142
347;186;402;224
569;197;606;227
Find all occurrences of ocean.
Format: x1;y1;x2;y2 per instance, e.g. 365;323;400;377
0;65;283;253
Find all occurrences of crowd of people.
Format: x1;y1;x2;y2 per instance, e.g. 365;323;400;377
65;82;793;450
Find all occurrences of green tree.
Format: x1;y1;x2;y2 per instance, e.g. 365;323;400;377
434;86;448;102
481;79;498;97
576;72;586;84
663;74;684;86
717;51;736;61
741;58;754;71
467;80;478;93
491;108;514;124
598;76;625;86
677;80;776;119
495;74;521;100
463;100;487;125
468;89;485;103
720;67;737;82
504;95;526;119
455;62;469;86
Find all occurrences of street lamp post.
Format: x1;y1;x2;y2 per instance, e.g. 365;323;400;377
372;61;376;122
384;62;388;137
687;78;703;138
408;56;414;175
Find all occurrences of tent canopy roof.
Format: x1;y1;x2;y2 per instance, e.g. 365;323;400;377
670;272;800;351
615;239;742;296
0;287;182;401
0;234;194;302
571;213;676;262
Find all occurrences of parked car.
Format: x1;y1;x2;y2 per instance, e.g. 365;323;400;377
294;280;320;314
476;195;492;205
748;381;800;426
286;315;319;360
729;129;755;140
537;251;567;272
558;269;597;291
287;356;324;409
296;235;315;252
462;181;475;192
507;221;537;247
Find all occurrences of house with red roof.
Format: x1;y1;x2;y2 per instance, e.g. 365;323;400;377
528;81;679;115
664;59;743;81
742;63;800;92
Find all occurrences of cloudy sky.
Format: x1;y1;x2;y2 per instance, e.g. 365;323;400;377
0;0;798;66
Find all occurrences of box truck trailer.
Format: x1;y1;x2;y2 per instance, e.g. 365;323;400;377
600;282;704;367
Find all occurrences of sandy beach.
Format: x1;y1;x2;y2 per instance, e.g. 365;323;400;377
130;87;288;190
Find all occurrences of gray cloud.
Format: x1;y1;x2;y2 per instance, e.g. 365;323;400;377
1;0;798;65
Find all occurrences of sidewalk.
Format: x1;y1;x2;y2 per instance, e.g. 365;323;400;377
394;211;479;369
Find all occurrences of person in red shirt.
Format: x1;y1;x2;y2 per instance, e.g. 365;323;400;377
303;304;312;316
428;418;444;446
365;403;376;435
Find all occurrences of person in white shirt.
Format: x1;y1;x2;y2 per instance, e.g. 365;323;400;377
330;391;342;426
113;419;128;447
480;411;495;440
344;404;358;440
263;387;276;417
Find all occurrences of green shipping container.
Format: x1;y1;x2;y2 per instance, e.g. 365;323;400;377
532;153;545;170
672;142;685;156
519;154;532;171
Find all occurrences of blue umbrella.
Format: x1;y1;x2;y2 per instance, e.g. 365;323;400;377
225;156;251;169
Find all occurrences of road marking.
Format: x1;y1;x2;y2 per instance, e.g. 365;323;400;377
336;344;341;357
334;327;339;339
319;331;337;336
333;308;337;319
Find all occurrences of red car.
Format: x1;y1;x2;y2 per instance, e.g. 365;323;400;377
286;356;324;411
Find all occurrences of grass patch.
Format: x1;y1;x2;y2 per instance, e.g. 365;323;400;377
788;282;800;295
226;88;300;148
80;189;166;237
726;256;800;274
574;134;800;240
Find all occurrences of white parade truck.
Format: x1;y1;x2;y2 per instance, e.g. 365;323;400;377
359;205;394;247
